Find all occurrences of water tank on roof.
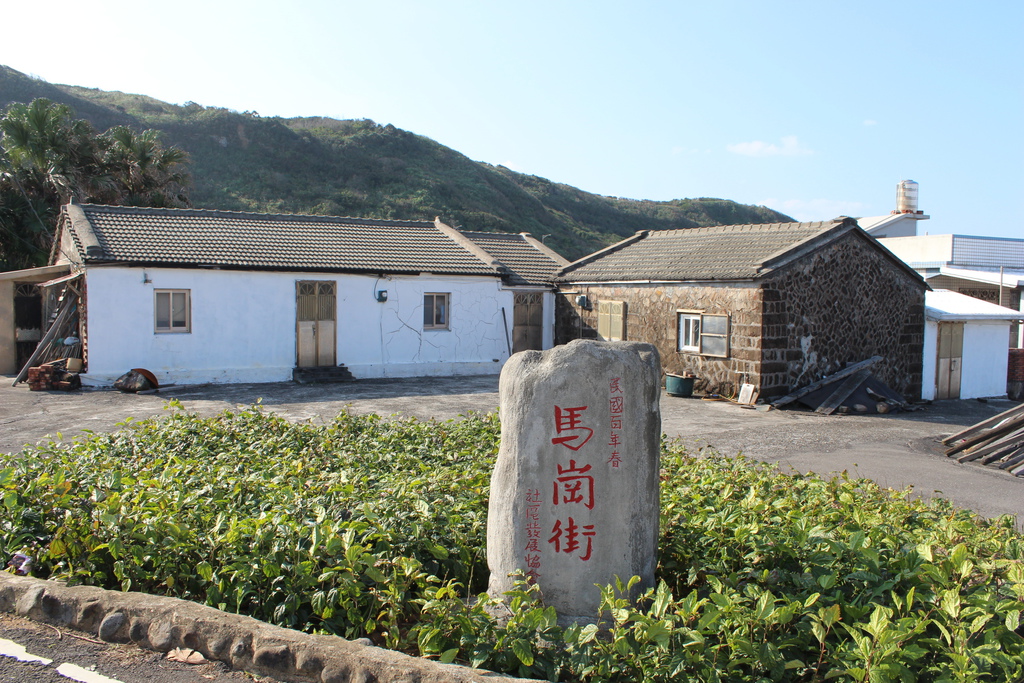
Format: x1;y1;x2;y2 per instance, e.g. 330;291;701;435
896;179;919;213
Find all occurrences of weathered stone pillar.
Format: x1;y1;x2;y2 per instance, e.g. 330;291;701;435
487;339;661;622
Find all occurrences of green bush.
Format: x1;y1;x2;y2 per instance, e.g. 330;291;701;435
2;405;1022;681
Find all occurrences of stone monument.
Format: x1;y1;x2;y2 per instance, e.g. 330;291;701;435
487;339;661;622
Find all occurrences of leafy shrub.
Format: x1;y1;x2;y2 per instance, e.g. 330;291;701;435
2;405;1022;681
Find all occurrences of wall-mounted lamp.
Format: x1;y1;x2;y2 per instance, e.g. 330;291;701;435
375;290;388;303
142;270;152;284
575;294;590;310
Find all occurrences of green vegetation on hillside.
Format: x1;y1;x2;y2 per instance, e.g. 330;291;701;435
2;407;1022;681
1;65;794;261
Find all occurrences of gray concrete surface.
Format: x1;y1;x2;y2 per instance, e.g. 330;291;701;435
1;374;1022;527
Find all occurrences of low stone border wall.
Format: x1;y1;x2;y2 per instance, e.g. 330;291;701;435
0;573;535;683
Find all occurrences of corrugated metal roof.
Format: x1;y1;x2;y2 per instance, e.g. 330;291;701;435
460;231;569;286
559;219;852;282
926;290;1024;321
61;204;500;277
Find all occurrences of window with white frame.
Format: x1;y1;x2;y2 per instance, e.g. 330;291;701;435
677;312;701;352
423;293;450;330
677;311;729;357
155;290;191;333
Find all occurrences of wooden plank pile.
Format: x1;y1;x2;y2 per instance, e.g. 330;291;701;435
943;403;1024;477
770;356;912;415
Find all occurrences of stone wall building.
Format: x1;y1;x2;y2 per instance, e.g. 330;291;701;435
556;217;928;400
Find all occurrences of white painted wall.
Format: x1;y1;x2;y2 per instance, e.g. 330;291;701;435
921;318;1011;400
82;266;513;386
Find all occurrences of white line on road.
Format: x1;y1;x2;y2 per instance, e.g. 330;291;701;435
0;636;53;664
1;636;126;683
56;662;125;683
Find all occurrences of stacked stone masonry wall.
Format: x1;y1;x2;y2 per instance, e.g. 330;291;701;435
555;284;762;396
760;234;925;399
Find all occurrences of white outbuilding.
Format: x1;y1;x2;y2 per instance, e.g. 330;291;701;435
922;289;1023;400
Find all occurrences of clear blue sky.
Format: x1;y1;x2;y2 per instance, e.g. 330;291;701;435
2;0;1021;238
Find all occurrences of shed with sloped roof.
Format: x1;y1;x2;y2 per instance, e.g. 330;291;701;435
43;203;520;386
556;217;928;400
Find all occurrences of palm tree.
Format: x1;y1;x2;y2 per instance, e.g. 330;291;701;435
0;99;191;269
0;98;106;205
99;126;190;207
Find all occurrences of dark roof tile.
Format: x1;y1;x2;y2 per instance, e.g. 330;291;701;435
559;219;855;282
460;231;569;286
62;204;499;277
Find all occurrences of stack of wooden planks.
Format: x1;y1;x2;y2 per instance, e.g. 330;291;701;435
770;356;911;416
944;403;1024;476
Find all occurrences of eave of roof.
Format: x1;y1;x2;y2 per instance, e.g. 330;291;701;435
58;204;501;278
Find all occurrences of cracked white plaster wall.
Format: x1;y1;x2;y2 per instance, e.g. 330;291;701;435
84;268;513;385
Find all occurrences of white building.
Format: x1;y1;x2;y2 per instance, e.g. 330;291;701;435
880;233;1024;348
922;290;1022;400
6;203;566;386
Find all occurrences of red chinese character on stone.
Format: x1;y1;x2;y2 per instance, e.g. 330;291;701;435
551;405;593;450
525;488;542;504
610;417;622;430
609;396;624;415
608;451;622;468
609;377;622;394
552;459;595;509
608;431;621;447
548;517;596;561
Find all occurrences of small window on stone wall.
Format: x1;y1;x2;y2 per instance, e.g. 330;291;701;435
597;300;626;341
677;311;729;357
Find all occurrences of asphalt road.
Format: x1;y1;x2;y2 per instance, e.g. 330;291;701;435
1;374;1022;527
0;614;269;683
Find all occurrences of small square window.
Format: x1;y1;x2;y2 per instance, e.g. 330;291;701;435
155;290;191;333
423;293;450;330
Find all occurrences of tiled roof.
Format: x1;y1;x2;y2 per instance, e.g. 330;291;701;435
61;204;500;277
559;219;859;282
460;231;569;286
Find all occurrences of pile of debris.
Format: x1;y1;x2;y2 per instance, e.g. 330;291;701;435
26;358;82;392
771;356;911;415
943;403;1024;477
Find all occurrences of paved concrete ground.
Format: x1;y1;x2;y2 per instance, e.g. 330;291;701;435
1;374;1022;527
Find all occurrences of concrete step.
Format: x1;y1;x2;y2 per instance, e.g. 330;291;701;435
292;365;355;384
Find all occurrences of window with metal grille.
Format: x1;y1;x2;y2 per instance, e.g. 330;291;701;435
296;281;336;321
155;290;191;333
597;300;626;341
424;293;450;330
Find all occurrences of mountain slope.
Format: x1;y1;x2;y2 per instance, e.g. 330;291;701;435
1;65;793;260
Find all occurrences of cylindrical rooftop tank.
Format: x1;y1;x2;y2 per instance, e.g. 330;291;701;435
896;179;919;213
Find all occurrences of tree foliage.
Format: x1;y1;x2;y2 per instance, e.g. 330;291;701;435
0;98;190;270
